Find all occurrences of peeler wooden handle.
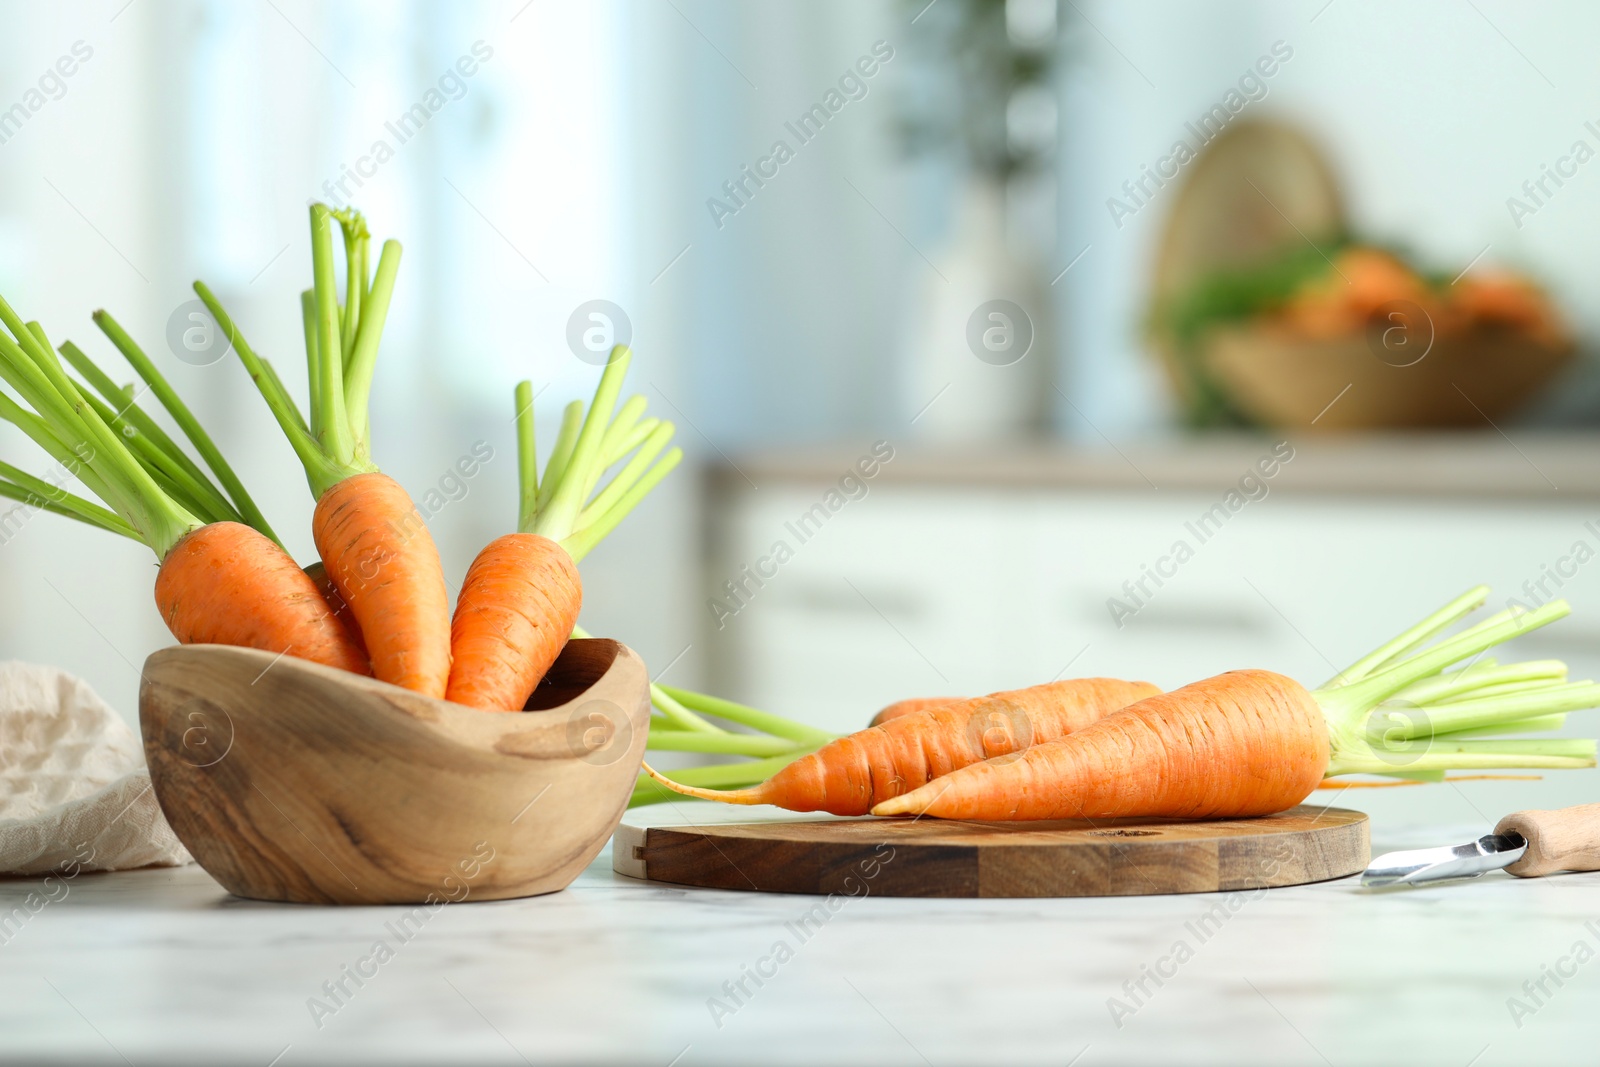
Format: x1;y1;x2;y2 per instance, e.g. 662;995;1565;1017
1495;803;1600;877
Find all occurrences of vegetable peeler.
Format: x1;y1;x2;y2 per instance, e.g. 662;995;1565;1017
1362;802;1600;888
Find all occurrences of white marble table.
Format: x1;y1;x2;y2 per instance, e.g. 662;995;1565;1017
2;804;1596;1066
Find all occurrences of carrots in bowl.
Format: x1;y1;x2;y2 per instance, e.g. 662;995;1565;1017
0;202;687;720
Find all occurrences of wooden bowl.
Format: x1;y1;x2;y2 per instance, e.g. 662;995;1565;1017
140;638;650;905
1203;324;1573;430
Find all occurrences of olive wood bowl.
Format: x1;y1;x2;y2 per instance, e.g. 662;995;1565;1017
140;638;649;905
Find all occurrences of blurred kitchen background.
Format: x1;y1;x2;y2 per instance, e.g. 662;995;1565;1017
5;0;1600;821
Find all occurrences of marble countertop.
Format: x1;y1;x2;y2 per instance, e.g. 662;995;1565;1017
2;804;1596;1066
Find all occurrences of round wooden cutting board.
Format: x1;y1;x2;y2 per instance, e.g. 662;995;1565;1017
613;806;1368;898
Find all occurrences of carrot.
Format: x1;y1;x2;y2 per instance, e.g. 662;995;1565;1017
313;471;450;695
447;531;579;710
873;670;1325;819
870;696;960;727
445;364;681;711
197;205;453;696
875;591;1600;820
0;297;367;673
642;677;1160;815
157;523;369;674
303;560;365;653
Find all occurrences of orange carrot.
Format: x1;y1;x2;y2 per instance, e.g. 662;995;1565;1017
198;205;456;697
313;471;450;696
644;677;1160;815
873;670;1326;820
303;559;366;655
446;363;680;711
446;532;579;710
870;696;960;727
874;594;1600;821
157;522;369;674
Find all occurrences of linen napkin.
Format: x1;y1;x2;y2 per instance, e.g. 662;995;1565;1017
0;661;189;875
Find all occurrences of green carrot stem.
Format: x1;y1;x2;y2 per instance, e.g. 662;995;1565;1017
23;323;67;376
605;415;662;467
0;479;133;537
258;359;311;436
0;312;193;555
1320;599;1571;722
1323;586;1488;688
1394;683;1600;738
195;280;359;497
334;208;366;364
309;204;353;464
0;320;195;557
83;315;279;544
0;463;137;537
598;396;647;466
1434;714;1566;739
300;289;320;430
0;319;105;476
57;340;225;510
650;684;723;732
1433;679;1569;703
342;238;401;455
568;622;722;732
70;384;242;525
534;346;632;540
1318;596;1592;774
657;684;837;745
0;299;89;434
514;380;538;531
0;391;121;509
1390;659;1561;706
535;400;584;517
574;421;674;532
1327;738;1595;777
563;448;682;562
646;731;803;757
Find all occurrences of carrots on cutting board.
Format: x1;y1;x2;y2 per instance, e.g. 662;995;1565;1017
644;677;1160;815
869;696;960;727
875;590;1600;820
873;670;1325;819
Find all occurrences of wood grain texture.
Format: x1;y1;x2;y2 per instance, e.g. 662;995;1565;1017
142;638;650;905
614;806;1368;897
1497;803;1600;877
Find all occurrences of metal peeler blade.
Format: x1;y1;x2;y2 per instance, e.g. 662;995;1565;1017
1361;831;1527;889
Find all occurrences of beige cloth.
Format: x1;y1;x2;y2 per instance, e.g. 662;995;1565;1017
0;661;189;874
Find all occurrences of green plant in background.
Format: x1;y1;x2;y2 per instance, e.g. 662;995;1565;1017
897;0;1066;182
1151;237;1349;428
